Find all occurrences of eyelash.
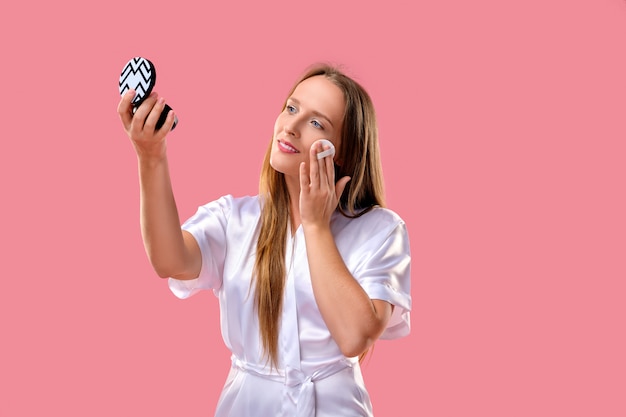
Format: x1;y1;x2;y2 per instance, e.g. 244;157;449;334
286;105;324;129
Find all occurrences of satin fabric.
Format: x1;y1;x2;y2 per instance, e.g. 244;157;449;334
169;195;412;416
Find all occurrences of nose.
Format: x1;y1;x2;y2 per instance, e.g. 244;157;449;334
283;115;302;138
284;121;297;137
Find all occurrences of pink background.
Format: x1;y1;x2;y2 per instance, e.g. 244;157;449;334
2;0;625;415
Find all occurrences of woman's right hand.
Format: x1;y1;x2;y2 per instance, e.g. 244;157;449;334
117;90;177;160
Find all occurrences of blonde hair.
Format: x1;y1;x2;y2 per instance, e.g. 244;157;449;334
254;63;386;367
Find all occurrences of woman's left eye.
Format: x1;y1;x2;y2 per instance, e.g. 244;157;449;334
311;120;323;129
287;105;296;113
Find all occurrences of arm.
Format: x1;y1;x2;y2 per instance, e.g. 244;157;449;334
118;90;201;280
299;143;393;358
303;225;393;358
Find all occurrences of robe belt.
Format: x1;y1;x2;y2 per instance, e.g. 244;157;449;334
231;355;353;417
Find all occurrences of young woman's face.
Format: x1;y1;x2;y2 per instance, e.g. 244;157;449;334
270;75;345;178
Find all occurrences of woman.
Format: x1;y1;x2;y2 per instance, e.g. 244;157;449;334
117;63;412;416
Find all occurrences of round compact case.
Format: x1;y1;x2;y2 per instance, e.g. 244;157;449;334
119;56;178;130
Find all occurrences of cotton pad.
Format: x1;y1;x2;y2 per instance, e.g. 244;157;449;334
316;139;335;160
119;56;178;130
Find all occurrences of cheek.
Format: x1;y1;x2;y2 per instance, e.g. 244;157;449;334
273;114;285;134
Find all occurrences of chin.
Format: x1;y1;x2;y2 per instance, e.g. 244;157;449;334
269;157;285;174
270;158;299;178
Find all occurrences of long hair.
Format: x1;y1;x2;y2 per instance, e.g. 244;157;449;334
254;63;386;367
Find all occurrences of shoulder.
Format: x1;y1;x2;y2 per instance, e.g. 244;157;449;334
361;206;405;226
188;194;261;225
198;194;261;212
223;194;261;210
335;206;406;232
332;206;409;247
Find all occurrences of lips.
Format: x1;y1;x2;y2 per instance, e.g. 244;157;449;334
277;139;299;153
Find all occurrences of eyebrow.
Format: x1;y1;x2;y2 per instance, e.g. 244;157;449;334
288;97;334;128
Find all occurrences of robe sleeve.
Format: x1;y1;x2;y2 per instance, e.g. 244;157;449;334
168;195;232;299
353;220;412;340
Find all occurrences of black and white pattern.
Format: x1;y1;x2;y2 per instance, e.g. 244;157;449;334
118;56;177;130
119;57;156;107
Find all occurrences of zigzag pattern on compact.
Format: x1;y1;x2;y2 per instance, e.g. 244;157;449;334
119;57;155;106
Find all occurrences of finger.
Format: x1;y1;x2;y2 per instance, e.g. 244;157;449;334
157;109;177;134
144;96;167;132
130;92;158;133
117;89;136;129
323;146;335;186
316;142;327;181
309;142;320;189
316;143;335;189
299;162;309;194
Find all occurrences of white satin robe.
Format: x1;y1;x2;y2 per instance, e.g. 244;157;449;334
169;195;412;417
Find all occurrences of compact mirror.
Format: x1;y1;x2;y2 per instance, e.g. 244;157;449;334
119;56;178;130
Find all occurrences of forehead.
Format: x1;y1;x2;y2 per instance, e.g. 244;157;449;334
291;75;346;121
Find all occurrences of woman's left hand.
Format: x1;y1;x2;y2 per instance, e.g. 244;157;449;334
299;141;351;228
